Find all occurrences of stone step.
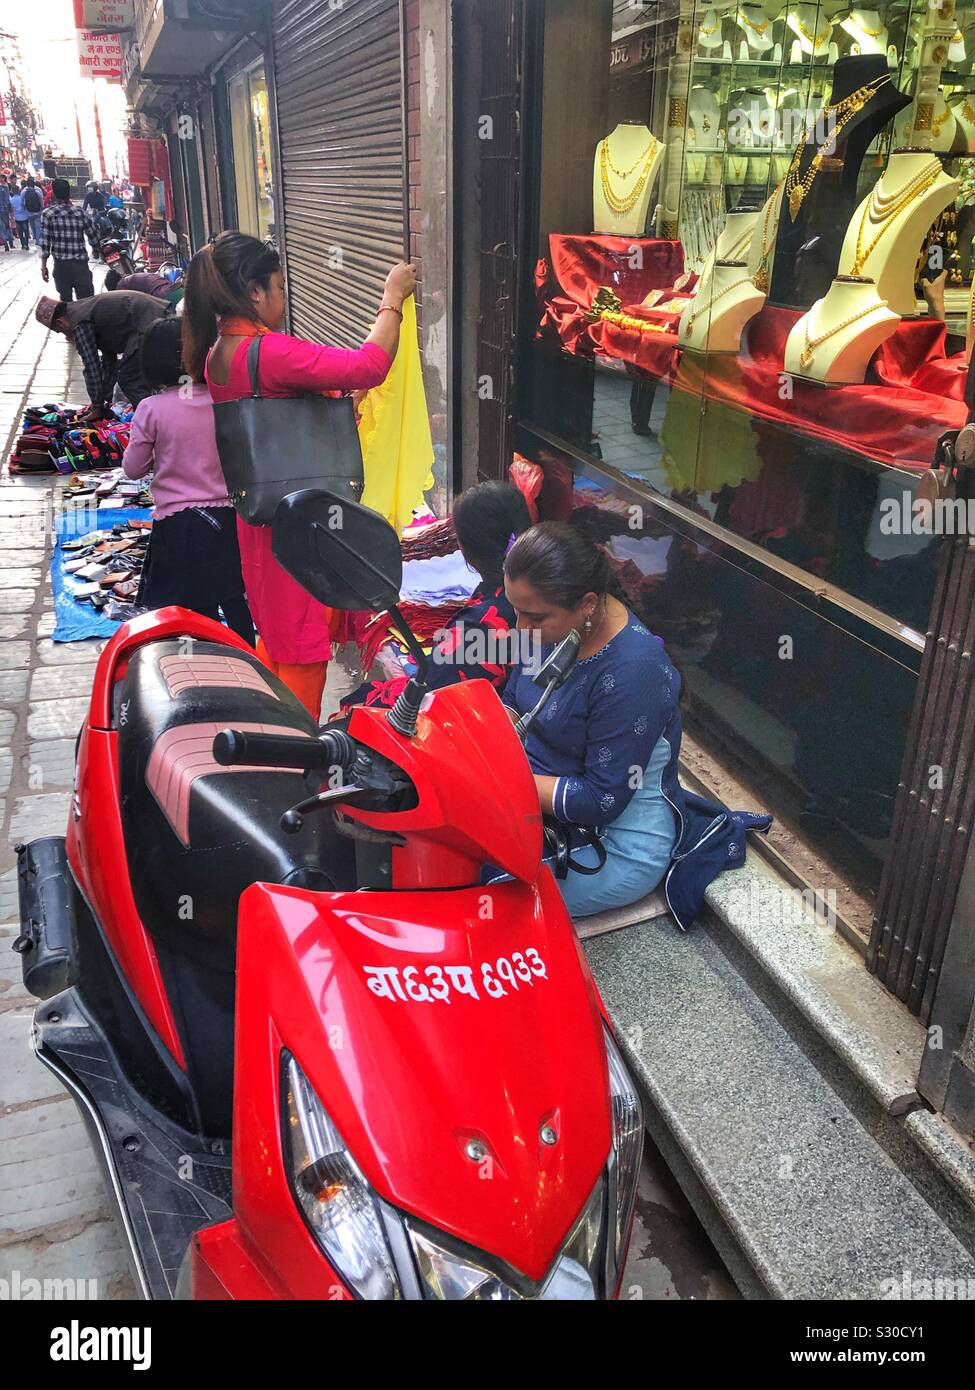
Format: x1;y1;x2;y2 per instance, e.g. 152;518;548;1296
585;912;975;1298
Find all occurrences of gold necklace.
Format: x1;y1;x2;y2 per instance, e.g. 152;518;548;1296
741;10;770;37
785;76;889;220
752;185;782;292
850;16;884;38
796;16;830;48
800;300;889;369
963;99;975;126
852;162;941;276
687;277;754;331
602;136;658;180
700;18;720;35
598;137;659;216
931;106;949;138
598;309;671;335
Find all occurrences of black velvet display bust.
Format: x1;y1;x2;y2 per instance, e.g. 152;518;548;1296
768;55;911;309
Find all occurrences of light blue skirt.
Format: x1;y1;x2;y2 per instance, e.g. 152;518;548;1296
558;734;677;918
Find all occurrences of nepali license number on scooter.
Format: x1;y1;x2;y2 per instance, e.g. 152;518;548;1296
363;950;548;1004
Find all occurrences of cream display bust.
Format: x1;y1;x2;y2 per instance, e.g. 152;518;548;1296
593;124;664;236
836;151;959;316
951;92;975;152
736;4;775;54
678;259;766;353
840;10;888;56
785;278;898;383
697;8;725;51
688;87;721;148
697;210;760;300
786;4;833;61
898;94;957;154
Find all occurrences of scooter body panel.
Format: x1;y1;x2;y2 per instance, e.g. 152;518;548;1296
231;873;612;1289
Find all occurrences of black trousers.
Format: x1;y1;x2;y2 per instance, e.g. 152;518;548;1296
115;353;154;409
52;258;94;302
137;505;255;646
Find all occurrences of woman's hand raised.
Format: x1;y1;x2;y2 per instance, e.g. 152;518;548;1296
384;261;417;306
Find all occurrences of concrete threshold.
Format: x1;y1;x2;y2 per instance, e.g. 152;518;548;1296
584;849;975;1297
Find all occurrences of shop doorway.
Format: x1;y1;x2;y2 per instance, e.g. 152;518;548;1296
227;61;276;241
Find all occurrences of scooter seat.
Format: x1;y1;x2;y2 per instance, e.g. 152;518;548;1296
117;639;342;964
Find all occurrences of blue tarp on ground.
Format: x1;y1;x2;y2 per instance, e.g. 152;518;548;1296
51;505;153;643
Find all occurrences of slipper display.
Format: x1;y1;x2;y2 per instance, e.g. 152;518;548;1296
8;403;132;477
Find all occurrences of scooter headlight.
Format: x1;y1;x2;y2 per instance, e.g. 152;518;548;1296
604;1027;644;1277
404;1178;606;1300
282;1052;400;1300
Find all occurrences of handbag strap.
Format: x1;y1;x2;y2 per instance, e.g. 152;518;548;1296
247;335;263;399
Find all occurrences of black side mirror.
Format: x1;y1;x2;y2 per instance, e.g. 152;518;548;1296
533;629;581;691
271;489;403;612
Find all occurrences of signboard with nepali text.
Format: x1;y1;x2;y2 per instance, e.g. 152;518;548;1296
76;29;123;82
72;0;134;31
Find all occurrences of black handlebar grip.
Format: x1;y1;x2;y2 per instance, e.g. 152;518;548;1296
212;728;356;773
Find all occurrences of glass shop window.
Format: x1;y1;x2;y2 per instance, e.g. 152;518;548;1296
525;0;975;635
228;61;275;242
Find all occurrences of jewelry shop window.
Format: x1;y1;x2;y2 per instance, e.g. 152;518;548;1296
525;0;974;638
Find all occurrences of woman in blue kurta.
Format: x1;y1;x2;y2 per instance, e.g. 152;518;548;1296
503;522;771;922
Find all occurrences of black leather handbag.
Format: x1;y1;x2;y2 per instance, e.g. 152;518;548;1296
212;335;365;525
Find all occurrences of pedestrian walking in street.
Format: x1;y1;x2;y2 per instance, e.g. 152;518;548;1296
35;288;169;414
9;183;30;250
184;230;415;716
123;316;254;644
0;180;12;251
22;177;44;246
39;178;94;302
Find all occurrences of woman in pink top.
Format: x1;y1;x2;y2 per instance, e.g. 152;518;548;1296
123;316;254;644
183;232;416;717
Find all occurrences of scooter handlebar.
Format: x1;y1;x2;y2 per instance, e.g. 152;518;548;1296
212;728;357;774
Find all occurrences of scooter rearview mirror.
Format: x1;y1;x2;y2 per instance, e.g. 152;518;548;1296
532;629;581;689
271;489;403;612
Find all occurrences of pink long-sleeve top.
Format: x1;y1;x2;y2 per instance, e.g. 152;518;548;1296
122;383;231;520
206;332;392;666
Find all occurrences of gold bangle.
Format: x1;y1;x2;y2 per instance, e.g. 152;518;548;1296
378;303;404;320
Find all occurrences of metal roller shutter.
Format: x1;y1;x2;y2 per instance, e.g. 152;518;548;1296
271;0;406;348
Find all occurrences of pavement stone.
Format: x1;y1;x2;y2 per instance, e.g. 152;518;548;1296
0;750;10;795
29;666;97;702
22;741;75;791
0;671;28;705
0;641;31;670
0;616;30;639
0;590;38;615
8;795;70;846
0;710;16;746
37;638;106;666
27;699;88;740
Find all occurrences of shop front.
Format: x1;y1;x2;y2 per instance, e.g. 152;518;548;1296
463;0;975;901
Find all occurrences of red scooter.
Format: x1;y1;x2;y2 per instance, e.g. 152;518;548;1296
15;491;643;1300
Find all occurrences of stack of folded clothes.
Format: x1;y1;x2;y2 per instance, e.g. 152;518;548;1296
9;405;132;476
61;520;152;620
400;514;457;561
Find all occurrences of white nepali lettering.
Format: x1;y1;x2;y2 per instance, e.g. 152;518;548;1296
361;952;548;1004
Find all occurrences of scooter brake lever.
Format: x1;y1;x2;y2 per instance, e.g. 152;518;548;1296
280;782;364;834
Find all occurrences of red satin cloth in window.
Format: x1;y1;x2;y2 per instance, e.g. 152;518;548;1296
548;234;686;310
673;307;967;471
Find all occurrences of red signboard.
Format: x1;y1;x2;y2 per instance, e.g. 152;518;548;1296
77;29;124;82
73;0;134;32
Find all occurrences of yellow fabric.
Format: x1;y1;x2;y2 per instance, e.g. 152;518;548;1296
358;297;434;536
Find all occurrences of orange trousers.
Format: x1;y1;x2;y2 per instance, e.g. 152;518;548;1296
256;637;327;720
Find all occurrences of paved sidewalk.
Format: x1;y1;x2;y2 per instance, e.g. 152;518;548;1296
0;250;136;1298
